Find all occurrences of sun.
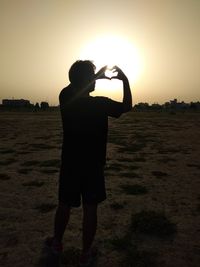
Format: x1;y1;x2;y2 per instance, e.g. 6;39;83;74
79;35;142;83
79;35;143;99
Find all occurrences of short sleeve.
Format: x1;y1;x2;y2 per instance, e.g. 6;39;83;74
95;97;124;118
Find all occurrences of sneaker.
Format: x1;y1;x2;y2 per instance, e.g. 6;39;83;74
79;247;98;267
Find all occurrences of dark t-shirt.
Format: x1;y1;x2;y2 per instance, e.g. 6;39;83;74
59;85;123;165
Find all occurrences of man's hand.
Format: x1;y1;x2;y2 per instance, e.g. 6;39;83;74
95;65;128;82
95;65;132;112
110;66;128;82
95;66;111;80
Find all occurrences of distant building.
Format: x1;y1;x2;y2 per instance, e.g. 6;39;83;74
2;99;31;107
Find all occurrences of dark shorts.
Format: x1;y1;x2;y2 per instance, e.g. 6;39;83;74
59;162;106;207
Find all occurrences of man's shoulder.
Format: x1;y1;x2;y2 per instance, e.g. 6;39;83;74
59;85;72;98
59;85;76;106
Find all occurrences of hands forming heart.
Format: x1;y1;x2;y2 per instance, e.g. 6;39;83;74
95;65;127;81
105;67;118;79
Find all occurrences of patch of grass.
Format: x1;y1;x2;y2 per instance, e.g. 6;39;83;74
108;210;176;266
29;143;56;150
16;142;27;145
157;147;182;154
123;172;141;179
35;135;52;140
121;184;148;195
109;165;122;172
158;157;175;163
124;248;157;267
0;158;16;165
39;159;60;168
105;163;122;172
39;169;58;174
18;151;31;155
131;210;177;238
110;202;125;210
0;173;11;180
109;235;132;250
39;244;79;266
104;171;116;177
18;168;32;174
54;139;62;144
34;203;57;213
152;171;168;178
4;232;19;247
134;132;157;143
21;160;40;167
61;247;80;266
196;204;200;214
0;148;16;154
129;165;140;170
187;163;200;170
119;157;133;163
134;157;146;162
118;142;146;154
109;236;157;267
22;180;44;187
108;134;126;146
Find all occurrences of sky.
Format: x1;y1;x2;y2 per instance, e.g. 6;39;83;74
1;0;200;105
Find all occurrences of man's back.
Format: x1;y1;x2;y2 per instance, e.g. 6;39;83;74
59;86;122;165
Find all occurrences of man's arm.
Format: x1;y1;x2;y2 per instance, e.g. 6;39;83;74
121;76;132;112
112;66;132;112
95;65;132;113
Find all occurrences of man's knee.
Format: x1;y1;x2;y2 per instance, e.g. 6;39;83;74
83;203;98;217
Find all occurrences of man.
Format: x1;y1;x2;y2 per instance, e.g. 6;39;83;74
47;60;132;266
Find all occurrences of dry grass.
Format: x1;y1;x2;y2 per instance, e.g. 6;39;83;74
130;210;177;238
0;111;200;267
120;184;148;195
0;173;11;180
22;180;45;187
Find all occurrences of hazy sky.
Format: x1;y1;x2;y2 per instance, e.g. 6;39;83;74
1;0;200;105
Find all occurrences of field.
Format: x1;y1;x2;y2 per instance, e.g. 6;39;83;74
0;110;200;267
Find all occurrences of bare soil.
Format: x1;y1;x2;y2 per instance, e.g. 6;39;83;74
0;111;200;267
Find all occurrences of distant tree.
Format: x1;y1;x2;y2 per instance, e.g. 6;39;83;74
40;101;49;110
151;103;162;111
33;102;40;112
35;102;40;109
134;102;149;111
190;102;197;111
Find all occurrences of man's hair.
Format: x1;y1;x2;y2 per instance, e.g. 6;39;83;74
68;60;96;88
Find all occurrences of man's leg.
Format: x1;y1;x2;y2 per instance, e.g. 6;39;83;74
82;203;98;254
45;202;70;266
54;201;71;243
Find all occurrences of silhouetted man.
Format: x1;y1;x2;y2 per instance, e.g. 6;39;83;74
46;60;132;266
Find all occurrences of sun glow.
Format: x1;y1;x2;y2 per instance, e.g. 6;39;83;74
79;35;143;99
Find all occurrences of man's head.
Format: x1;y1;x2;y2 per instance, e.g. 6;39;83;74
69;60;96;93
